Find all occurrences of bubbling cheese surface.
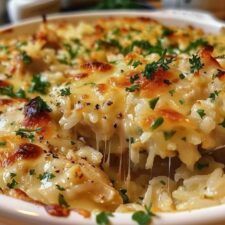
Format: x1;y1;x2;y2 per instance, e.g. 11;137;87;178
0;17;224;215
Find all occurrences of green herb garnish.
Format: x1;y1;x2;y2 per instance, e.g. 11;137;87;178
60;87;71;96
119;189;129;204
126;84;140;92
149;97;159;110
163;130;176;140
38;172;55;181
7;179;18;189
21;51;32;64
56;184;65;191
15;128;41;142
179;73;185;80
130;74;139;84
29;74;50;94
143;50;173;80
209;90;220;102
58;193;69;208
132;60;142;68
189;54;204;73
0;142;6;147
132;205;156;225
184;38;208;53
29;169;36;175
151;117;164;130
96;212;113;225
197;109;206;119
196;162;209;170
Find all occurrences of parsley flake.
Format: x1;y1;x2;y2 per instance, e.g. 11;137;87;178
21;51;32;65
58;193;69;208
149;97;159;110
196;162;209;170
119;189;130;204
209;90;220;102
29;74;50;94
143;50;173;80
132;205;156;225
15;128;41;142
7;179;18;189
130;74;139;84
96;212;113;225
163;130;176;140
179;73;185;80
0;141;6;147
189;54;204;73
151;117;164;130
197;109;206;119
38;172;55;181
132;60;142;68
29;169;36;175
56;184;65;191
60;87;71;96
126;84;140;92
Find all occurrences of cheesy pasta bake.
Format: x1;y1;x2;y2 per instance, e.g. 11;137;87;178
0;16;225;221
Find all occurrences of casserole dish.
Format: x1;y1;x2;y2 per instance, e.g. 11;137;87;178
0;9;224;225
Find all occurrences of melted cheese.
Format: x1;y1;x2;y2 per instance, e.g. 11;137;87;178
0;17;224;214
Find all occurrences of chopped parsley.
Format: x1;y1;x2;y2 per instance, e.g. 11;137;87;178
0;85;26;99
119;189;129;204
189;54;204;73
58;193;69;208
29;169;36;175
143;50;173;80
160;180;166;185
184;38;208;53
15;128;41;142
126;84;140;92
130;74;139;84
15;88;26;98
10;173;16;178
38;172;55;181
179;99;185;105
122;39;164;56
132;205;156;225
163;130;176;140
7;179;18;189
56;184;65;191
219;118;225;128
29;74;50;94
162;27;174;37
132;60;142;68
209;90;220;102
151;117;164;130
64;43;79;59
196;162;209;170
96;212;113;225
96;39;122;51
60;87;71;96
196;109;206;119
0;141;6;147
149;97;159;110
21;51;32;65
179;73;185;80
169;89;175;96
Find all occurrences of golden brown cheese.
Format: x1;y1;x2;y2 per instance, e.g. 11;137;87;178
0;17;224;215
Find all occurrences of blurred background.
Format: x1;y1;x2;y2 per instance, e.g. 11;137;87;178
1;0;225;25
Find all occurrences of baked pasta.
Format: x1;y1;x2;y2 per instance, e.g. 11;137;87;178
0;16;225;218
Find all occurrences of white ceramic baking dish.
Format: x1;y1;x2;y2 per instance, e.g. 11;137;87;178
0;9;224;225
